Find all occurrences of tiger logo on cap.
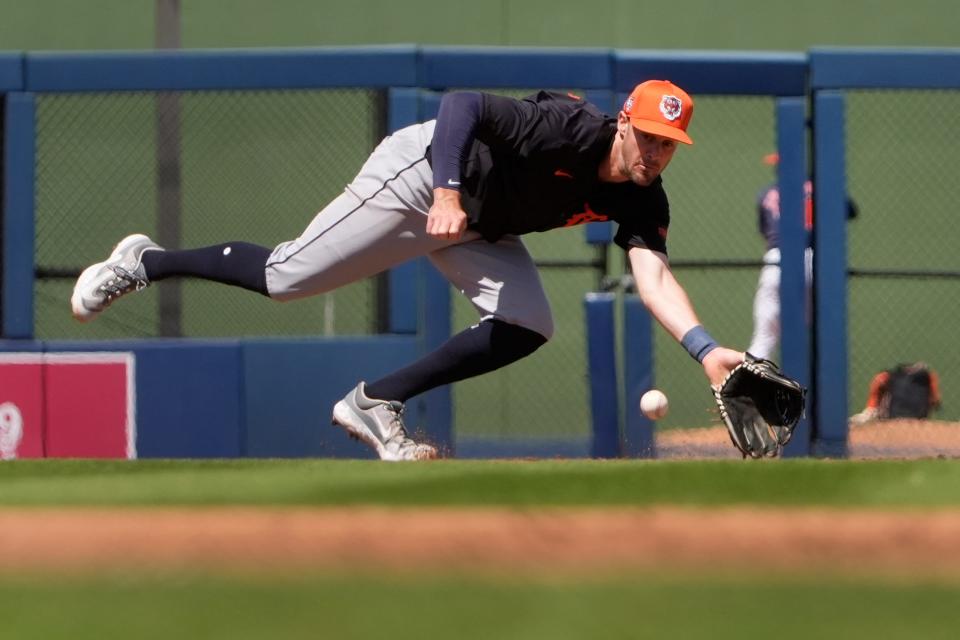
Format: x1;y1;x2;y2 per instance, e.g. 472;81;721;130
659;95;683;121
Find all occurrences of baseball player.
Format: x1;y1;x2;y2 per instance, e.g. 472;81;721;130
72;80;746;460
747;153;857;360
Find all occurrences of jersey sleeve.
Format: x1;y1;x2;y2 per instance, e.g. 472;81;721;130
431;91;547;189
431;91;550;191
614;218;669;255
474;93;543;151
431;91;484;190
610;184;671;255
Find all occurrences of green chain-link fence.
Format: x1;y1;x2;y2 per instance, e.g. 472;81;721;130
843;89;960;457
35;89;380;339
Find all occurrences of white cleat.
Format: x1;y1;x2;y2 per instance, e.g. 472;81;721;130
70;233;163;322
332;382;439;461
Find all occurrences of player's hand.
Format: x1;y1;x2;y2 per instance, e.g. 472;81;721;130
702;347;745;388
428;188;468;240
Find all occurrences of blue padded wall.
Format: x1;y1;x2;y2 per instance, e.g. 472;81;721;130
242;336;422;458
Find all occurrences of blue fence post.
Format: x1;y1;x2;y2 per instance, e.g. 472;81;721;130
419;262;452;455
583;89;616;248
385;87;453;452
776;96;812;457
623;294;656;458
385;88;422;335
812;90;849;457
584;292;619;458
2;92;36;340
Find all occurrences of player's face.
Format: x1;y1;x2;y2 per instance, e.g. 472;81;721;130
618;120;678;186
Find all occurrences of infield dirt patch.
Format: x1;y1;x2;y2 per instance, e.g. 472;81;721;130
658;419;960;459
3;507;960;579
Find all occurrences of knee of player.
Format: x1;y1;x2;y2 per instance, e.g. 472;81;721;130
484;319;551;364
263;263;335;302
518;316;554;344
263;271;296;301
535;319;554;343
506;315;553;343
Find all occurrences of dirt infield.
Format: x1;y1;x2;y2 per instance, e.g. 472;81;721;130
4;422;958;579
4;507;960;579
658;419;960;459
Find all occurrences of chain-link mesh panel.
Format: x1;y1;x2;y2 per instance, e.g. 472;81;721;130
666;96;777;262
35;89;382;338
843;89;960;457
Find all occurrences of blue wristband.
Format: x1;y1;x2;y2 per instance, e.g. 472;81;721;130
681;325;718;363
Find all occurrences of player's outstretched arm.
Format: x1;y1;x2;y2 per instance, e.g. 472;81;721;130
426;91;485;241
628;246;699;340
628;246;743;385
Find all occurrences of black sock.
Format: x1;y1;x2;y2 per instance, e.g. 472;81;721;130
141;242;271;295
364;319;548;402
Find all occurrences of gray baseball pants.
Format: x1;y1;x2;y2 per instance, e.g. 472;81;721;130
264;121;554;340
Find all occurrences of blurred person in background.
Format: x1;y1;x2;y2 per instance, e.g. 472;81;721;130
747;153;858;360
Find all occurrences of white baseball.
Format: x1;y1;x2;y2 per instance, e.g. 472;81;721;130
640;389;669;420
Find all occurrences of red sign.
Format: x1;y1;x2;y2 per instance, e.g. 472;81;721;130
0;353;136;459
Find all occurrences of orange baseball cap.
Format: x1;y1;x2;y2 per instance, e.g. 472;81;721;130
622;80;694;145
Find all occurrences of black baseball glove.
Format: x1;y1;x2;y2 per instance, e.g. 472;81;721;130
712;353;807;459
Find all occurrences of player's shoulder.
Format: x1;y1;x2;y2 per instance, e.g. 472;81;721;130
523;90;605;116
525;89;584;104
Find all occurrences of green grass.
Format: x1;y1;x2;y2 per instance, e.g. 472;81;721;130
4;459;959;639
0;573;958;640
2;458;960;508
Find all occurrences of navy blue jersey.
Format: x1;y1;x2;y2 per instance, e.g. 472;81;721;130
757;180;855;251
430;91;671;254
757;182;785;251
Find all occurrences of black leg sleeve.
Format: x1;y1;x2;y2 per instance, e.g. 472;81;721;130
364;319;548;402
141;242;271;295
